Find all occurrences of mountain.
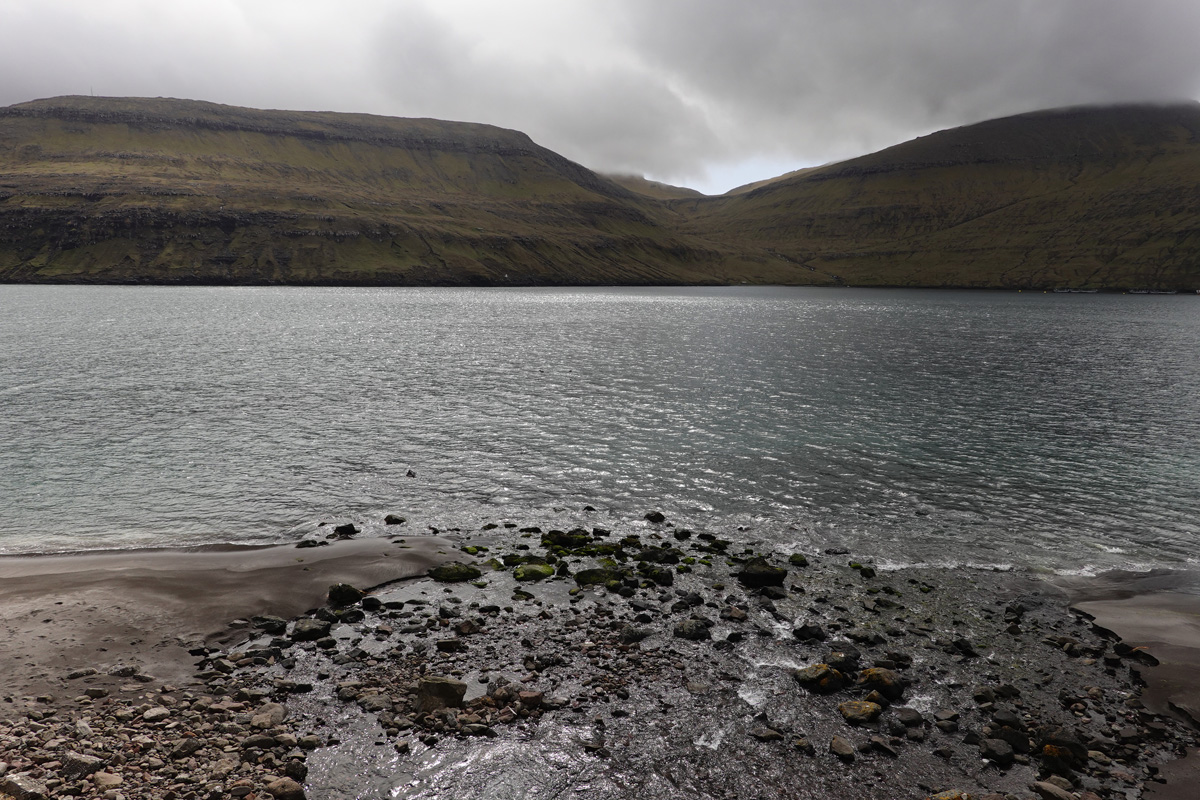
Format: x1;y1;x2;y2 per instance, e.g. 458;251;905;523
1;96;1199;289
681;103;1200;289
602;174;705;200
0;96;787;285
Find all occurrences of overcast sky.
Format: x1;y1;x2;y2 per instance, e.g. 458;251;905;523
3;0;1200;194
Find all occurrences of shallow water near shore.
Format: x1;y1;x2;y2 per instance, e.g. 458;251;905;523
2;285;1198;576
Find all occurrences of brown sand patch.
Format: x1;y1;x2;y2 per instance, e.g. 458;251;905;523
0;536;452;702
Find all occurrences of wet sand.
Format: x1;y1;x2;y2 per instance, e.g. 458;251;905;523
1056;570;1200;800
0;536;451;701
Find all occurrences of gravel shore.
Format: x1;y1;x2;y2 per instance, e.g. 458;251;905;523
1;515;1197;800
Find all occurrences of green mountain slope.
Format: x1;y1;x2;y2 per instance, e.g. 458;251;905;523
681;104;1200;289
0;96;787;285
1;97;1198;289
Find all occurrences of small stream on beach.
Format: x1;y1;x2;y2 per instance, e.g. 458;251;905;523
2;285;1198;577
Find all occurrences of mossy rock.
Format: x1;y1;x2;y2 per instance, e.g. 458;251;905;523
793;663;844;694
788;553;809;567
838;700;883;724
542;528;591;548
514;563;555;582
574;568;621;586
428;563;482;583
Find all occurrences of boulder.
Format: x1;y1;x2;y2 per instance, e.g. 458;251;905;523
1;773;48;799
838;701;883;724
793;664;844;693
980;738;1015;766
644;511;666;523
514;563;555;582
673;619;712;641
574;568;620;586
735;557;787;588
266;777;308;800
428;563;482;583
142;706;171;722
857;667;905;701
416;676;467;713
384;514;406;525
291;618;332;642
92;772;123;789
793;622;826;641
829;735;856;762
327;583;364;607
60;752;104;780
542;529;591;548
251;702;287;729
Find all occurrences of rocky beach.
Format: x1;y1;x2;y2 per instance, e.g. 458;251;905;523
2;513;1198;800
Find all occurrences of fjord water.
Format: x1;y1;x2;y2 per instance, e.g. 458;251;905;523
1;285;1197;574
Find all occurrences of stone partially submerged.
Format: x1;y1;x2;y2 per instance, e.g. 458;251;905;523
428;563;482;583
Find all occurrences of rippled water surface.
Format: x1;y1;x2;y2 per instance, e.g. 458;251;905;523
1;285;1197;570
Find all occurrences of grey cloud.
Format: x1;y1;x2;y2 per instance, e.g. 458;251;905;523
2;0;1199;192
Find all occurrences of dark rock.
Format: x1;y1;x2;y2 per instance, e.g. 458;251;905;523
290;618;332;641
952;638;978;657
980;738;1015;766
838;701;883;724
759;585;788;600
735;557;787;588
895;707;924;727
857;667;905;701
60;752;104;779
750;727;785;742
826;646;861;672
720;606;748;622
253;615;288;634
416;676;467;712
241;733;278;749
793;664;844;693
543;529;591;548
436;639;466;653
992;709;1025;730
788;553;809;567
170;738;205;759
620;627;653;644
829;735;856;762
333;523;359;537
644;511;666;523
574;568;620;586
361;596;383;612
328;583;364;607
674;619;712;641
428;563;482;583
793;623;827;642
0;774;47;800
384;514;406;525
869;735;900;757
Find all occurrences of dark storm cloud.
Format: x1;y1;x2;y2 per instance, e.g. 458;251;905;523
2;1;1199;192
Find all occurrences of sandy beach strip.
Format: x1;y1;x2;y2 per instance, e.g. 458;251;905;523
0;535;452;702
1057;570;1200;800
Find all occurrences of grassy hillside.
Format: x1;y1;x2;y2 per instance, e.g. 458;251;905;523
1;97;1198;289
602;173;705;200
0;96;794;285
681;104;1200;289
